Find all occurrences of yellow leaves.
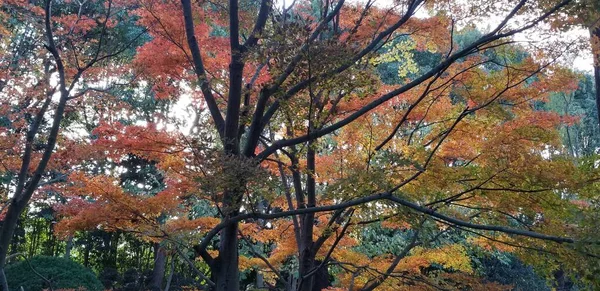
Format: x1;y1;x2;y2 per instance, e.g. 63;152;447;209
371;39;419;79
398;244;473;274
468;235;517;253
158;153;187;172
207;250;219;258
332;247;370;266
327;243;489;290
427;244;473;273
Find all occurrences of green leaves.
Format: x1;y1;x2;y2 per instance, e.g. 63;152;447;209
5;256;104;291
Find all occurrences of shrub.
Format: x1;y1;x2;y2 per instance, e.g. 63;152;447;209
5;256;103;291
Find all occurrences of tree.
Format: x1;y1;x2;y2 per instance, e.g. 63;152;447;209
0;0;144;288
42;0;600;290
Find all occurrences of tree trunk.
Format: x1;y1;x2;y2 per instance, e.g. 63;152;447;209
64;236;73;259
0;269;7;291
164;255;175;291
553;268;574;291
215;222;240;291
298;146;316;291
591;21;600;127
150;243;167;291
0;200;27;291
180;0;248;287
83;235;90;267
255;271;264;289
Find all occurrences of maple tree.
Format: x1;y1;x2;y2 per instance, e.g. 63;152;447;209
0;0;144;288
3;0;600;290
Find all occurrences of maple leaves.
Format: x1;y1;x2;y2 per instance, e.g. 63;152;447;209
3;0;600;289
0;0;153;288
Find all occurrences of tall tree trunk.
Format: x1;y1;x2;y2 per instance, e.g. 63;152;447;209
110;233;119;268
553;268;574;291
164;255;175;291
591;21;600;127
150;243;167;291
46;221;55;256
215;222;240;291
299;145;316;291
0;269;7;291
83;234;91;267
255;271;264;289
64;236;73;259
0;200;27;290
213;0;244;282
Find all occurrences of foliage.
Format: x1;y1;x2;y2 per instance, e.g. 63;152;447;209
545;74;600;157
5;256;103;291
473;252;551;291
1;0;600;290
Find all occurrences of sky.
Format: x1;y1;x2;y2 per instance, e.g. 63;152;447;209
276;0;596;71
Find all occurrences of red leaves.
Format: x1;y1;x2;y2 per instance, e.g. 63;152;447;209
55;171;188;239
92;121;183;160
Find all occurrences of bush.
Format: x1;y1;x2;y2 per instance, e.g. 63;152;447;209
5;256;103;291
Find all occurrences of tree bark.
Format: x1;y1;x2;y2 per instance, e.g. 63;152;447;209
0;201;26;290
64;236;73;259
591;21;600;127
298;145;317;291
215;220;240;291
84;235;90;267
164;255;175;291
150;243;167;291
0;269;7;291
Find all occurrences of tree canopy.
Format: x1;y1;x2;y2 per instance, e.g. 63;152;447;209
1;0;600;290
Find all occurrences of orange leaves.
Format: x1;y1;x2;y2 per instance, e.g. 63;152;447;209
53;120;210;241
468;235;517;253
238;255;265;271
92;121;184;162
132;0;236;100
55;171;183;239
338;4;402;45
381;219;412;230
6;0;591;288
265;236;298;267
53;14;99;36
407;15;454;53
328;242;481;291
158;154;187;173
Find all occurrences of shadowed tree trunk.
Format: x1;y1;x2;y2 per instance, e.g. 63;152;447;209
150;243;167;290
553;269;574;291
298;145;317;291
64;236;73;259
592;22;600;127
164;255;175;291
